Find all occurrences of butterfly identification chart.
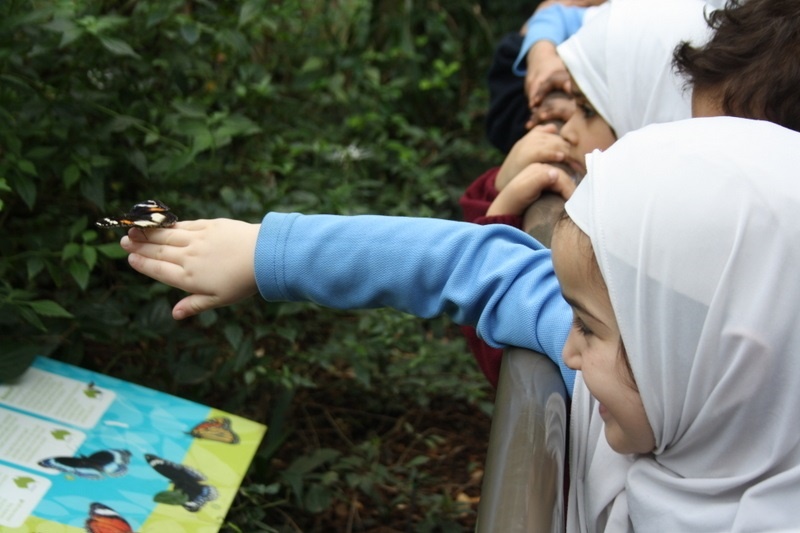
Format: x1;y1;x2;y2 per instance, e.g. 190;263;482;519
0;356;266;532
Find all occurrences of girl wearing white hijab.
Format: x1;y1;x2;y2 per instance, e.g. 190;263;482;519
488;0;714;219
552;116;800;531
467;0;716;389
556;0;713;143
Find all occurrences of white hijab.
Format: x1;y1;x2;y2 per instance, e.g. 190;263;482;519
557;0;713;138
564;116;800;531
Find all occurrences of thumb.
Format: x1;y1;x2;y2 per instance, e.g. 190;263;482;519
173;294;218;320
546;168;578;199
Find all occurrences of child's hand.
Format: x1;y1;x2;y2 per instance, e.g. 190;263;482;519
526;91;576;131
487;163;576;217
120;219;261;320
524;41;570;109
496;127;570;190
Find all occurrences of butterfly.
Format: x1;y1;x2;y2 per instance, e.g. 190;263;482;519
85;502;134;533
145;453;218;512
38;449;132;479
95;200;178;229
189;416;240;444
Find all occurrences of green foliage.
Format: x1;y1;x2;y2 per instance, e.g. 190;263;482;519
1;0;511;529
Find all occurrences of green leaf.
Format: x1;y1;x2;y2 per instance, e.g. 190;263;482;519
214;114;261;139
285;449;341;476
69;261;90;290
81;245;98;270
180;23;200;45
28;300;73;318
107;115;143;132
18;307;46;331
239;1;261;28
26;257;45;280
98;36;140;58
127;150;149;178
62;242;80;261
62;164;81;189
154;489;188;505
171;101;207;118
96;243;127;259
68;216;87;240
224;324;244;349
17;159;37;176
12;176;36;209
233;336;254;372
303;484;333;513
0;345;41;382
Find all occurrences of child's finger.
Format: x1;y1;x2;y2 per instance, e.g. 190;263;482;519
173;294;218;320
126;226;194;247
120;237;187;267
533;123;559;134
127;252;190;290
546;168;579;199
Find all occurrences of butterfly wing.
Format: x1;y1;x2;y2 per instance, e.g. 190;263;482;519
182;484;219;513
190;417;240;444
145;454;218;512
84;502;133;533
96;199;178;228
39;449;131;479
88;449;132;477
39;455;104;480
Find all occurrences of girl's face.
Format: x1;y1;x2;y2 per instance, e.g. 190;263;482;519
559;81;617;178
551;221;656;455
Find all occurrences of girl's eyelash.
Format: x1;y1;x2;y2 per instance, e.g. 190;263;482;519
572;315;593;336
579;102;597;118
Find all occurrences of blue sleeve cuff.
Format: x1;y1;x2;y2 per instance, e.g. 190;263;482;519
513;4;587;76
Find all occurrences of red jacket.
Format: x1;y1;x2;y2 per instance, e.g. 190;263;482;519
458;167;522;388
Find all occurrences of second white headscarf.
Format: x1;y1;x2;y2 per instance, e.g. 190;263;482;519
557;0;713;138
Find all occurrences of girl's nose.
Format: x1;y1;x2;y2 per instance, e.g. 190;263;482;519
560;115;578;145
562;331;582;371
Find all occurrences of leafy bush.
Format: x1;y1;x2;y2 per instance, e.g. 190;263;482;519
1;0;527;529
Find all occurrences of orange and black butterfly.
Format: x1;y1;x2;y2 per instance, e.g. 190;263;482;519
188;416;240;444
95;200;178;229
84;502;134;533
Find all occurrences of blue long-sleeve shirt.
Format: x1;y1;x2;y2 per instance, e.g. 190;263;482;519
512;4;588;76
254;212;576;394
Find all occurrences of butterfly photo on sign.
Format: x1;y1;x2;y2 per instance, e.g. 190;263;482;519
145;453;218;513
38;449;132;480
84;502;136;533
189;417;240;444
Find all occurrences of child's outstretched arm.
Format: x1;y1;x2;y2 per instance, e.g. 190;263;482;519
121;213;575;391
121;219;261;320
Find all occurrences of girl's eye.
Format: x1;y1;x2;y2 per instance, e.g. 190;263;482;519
579;102;597;119
572;315;593;336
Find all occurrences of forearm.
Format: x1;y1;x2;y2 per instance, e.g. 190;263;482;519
255;212;575;391
513;4;587;76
